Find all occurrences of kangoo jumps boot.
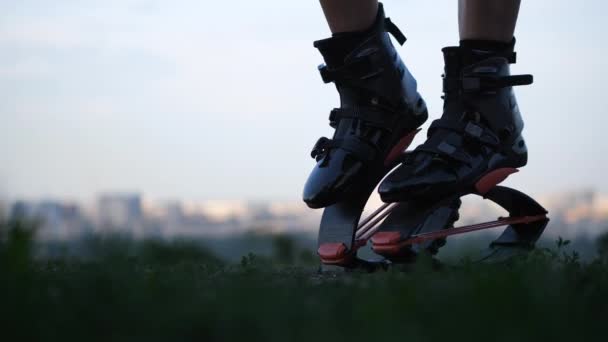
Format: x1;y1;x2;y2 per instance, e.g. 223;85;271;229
303;3;428;209
379;39;533;202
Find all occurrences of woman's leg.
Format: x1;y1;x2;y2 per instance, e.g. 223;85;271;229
459;0;521;41
319;0;379;33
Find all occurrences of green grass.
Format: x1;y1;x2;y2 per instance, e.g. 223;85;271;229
1;219;607;342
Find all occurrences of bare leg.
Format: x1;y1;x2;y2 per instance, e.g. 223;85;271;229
459;0;521;42
320;0;378;33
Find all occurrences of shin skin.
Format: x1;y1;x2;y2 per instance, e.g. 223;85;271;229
319;0;379;33
459;0;521;41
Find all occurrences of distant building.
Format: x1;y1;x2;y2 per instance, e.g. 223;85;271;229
161;201;216;237
9;200;88;240
97;193;143;236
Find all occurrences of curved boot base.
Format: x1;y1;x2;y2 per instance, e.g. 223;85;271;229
379;167;520;203
316;185;549;271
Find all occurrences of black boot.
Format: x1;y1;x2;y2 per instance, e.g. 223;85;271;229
303;3;428;209
379;39;533;202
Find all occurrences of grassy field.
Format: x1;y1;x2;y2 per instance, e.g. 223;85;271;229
1;219;608;342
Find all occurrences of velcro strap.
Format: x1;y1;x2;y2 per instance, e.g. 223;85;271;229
310;136;377;162
416;142;472;165
384;18;406;45
329;107;398;130
318;55;384;84
428;119;499;147
463;122;499;146
480;51;517;63
443;74;533;93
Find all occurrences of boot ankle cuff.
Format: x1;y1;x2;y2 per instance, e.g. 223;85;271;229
459;38;515;53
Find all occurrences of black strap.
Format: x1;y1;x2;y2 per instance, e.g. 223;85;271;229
443;74;533;93
415;142;472;165
318;58;382;84
384;18;406;45
428;119;499;147
311;136;377;162
329;107;398;130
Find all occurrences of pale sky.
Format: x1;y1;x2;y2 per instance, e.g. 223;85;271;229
0;0;606;202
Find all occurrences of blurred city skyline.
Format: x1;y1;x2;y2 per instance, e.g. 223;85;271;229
1;0;607;203
4;188;608;243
